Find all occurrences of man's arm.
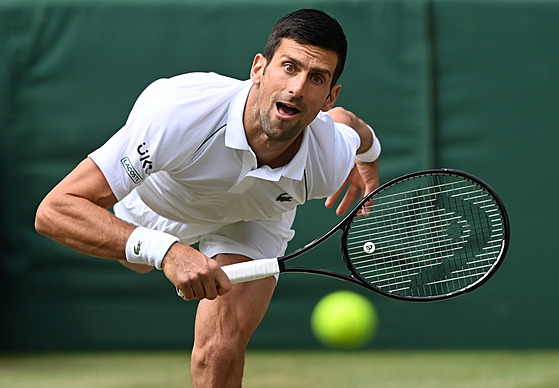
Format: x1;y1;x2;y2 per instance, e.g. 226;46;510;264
326;107;380;215
35;157;231;300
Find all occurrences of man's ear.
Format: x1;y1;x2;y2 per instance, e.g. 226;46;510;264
321;84;342;111
250;53;267;85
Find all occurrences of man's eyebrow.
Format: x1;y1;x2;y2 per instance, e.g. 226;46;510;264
282;55;333;78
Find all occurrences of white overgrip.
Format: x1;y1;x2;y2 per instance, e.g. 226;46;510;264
176;258;280;297
222;258;280;284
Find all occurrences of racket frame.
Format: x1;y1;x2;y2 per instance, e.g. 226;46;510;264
279;168;510;302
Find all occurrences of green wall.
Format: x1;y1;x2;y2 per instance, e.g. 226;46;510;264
1;0;557;351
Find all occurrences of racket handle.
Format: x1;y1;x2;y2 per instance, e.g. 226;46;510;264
222;258;280;284
175;258;280;298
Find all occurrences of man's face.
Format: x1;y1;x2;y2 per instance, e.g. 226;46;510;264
249;38;341;143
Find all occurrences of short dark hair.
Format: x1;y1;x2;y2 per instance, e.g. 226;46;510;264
264;9;348;87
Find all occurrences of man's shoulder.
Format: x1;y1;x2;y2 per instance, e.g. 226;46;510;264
310;111;359;143
311;111;334;127
165;72;247;93
136;72;249;113
307;111;338;140
130;72;249;123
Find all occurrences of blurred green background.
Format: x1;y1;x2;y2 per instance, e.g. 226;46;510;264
1;0;557;353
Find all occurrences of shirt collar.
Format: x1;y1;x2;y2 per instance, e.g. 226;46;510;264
225;80;252;151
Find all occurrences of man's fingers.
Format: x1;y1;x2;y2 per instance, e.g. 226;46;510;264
177;286;194;301
177;281;217;301
215;268;232;296
201;283;218;301
164;245;234;301
335;183;363;215
324;183;346;208
176;264;232;301
190;278;208;300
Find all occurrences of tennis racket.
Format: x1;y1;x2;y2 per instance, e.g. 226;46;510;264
178;169;510;302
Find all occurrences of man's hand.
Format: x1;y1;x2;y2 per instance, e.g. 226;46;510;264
161;243;232;301
326;107;380;215
325;159;379;216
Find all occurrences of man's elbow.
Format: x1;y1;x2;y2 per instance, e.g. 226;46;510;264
35;199;56;238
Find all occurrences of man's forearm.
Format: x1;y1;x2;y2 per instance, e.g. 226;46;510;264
35;192;133;260
35;158;133;260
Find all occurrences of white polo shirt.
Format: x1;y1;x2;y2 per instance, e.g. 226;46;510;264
90;72;360;260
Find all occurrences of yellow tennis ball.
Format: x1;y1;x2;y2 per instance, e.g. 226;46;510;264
311;291;378;350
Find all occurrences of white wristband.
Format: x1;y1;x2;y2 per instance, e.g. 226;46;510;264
125;227;179;270
355;125;381;163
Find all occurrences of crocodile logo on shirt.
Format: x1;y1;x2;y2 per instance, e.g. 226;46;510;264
133;241;142;255
276;193;293;202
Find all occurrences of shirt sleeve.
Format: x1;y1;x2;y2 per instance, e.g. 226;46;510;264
89;74;238;200
305;112;360;199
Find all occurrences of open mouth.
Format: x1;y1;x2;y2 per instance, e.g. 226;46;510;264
276;102;301;117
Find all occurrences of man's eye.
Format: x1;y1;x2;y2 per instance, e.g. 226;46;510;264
312;75;324;84
284;64;295;73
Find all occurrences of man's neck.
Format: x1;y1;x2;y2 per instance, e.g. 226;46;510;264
257;134;303;168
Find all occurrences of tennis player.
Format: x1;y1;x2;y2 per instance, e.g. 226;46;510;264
35;9;381;387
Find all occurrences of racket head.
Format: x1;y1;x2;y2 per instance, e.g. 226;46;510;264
341;169;509;301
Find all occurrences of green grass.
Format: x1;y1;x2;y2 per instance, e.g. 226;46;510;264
1;350;558;388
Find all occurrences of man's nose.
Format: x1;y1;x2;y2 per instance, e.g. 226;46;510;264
288;73;306;97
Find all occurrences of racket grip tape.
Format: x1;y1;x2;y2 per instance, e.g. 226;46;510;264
176;258;280;297
221;258;280;284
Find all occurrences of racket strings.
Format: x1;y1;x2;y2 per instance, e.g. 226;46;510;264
346;174;506;298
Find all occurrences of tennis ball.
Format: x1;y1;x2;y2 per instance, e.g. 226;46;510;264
311;291;378;350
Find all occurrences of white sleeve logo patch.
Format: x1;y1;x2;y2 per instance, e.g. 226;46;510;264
120;157;143;184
